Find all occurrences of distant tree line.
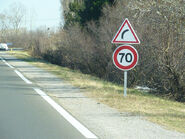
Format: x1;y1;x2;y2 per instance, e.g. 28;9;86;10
0;2;29;48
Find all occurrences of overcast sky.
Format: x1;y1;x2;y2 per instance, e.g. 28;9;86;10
0;0;64;29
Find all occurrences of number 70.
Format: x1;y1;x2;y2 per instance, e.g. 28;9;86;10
119;53;133;63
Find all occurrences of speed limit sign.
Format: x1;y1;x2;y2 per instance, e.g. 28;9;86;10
113;45;138;71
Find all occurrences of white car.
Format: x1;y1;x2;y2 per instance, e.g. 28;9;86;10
0;43;8;51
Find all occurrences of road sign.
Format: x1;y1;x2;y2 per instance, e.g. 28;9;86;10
112;45;138;71
112;18;140;44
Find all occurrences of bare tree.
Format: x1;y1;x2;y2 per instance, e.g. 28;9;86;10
0;13;11;41
8;2;26;34
0;2;26;46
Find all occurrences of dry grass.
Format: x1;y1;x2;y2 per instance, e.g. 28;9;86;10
9;51;185;133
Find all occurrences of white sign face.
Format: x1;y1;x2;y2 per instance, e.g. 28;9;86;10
113;45;139;71
112;18;140;44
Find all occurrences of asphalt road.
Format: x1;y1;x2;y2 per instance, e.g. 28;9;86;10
0;55;94;139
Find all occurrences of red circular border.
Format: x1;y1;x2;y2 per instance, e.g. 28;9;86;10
113;45;138;71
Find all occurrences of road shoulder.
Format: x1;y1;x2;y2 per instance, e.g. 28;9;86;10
3;53;185;139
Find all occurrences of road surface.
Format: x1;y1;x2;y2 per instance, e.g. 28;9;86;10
0;54;97;139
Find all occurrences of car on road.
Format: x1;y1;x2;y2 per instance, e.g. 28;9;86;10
0;43;8;51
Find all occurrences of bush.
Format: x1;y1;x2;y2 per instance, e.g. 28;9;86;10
96;0;185;101
30;0;185;101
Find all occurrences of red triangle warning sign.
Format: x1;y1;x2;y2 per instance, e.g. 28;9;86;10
112;18;140;44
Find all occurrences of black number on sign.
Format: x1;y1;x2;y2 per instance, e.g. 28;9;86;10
119;53;132;63
119;53;125;63
126;53;132;62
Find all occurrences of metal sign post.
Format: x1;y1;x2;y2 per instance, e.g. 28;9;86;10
124;71;127;97
111;18;140;97
112;45;138;97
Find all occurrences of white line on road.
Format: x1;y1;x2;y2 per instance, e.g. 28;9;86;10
14;70;32;84
34;88;97;139
1;58;32;84
0;57;14;69
3;60;14;69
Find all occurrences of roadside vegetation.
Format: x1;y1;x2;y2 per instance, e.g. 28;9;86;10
1;0;184;101
9;50;185;133
37;0;185;101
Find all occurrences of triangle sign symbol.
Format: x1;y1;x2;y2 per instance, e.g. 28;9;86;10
112;18;140;44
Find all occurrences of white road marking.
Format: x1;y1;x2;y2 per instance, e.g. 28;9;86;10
14;70;32;84
1;56;97;138
4;60;14;69
0;57;14;69
34;88;97;139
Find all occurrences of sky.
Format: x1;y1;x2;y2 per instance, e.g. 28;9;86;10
0;0;64;30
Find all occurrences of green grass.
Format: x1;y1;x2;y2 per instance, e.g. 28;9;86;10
9;51;185;133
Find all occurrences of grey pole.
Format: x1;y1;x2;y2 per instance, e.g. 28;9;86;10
124;71;127;97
